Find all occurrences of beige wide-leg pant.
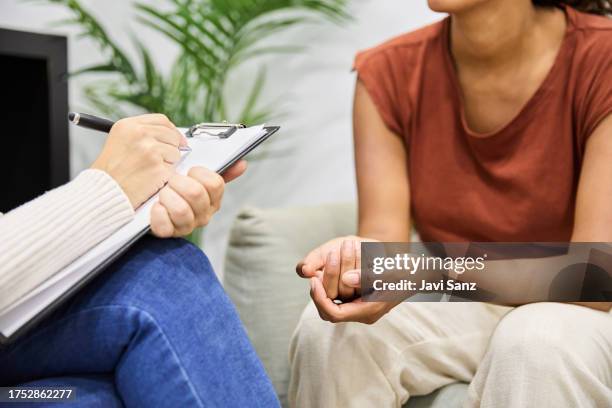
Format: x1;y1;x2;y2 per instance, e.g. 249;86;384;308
288;301;612;408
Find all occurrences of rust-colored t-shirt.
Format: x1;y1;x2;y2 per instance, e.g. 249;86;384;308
354;6;612;242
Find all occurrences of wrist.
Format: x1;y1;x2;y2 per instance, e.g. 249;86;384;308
87;166;135;210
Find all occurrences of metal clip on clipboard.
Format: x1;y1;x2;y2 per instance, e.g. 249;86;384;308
186;122;246;139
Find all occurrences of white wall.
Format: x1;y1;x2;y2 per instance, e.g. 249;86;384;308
0;0;441;275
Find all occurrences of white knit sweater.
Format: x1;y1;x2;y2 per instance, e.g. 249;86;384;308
0;169;134;313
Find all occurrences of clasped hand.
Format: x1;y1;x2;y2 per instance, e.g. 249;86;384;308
296;236;398;324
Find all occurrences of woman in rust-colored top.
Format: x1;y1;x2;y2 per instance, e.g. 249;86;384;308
291;1;612;407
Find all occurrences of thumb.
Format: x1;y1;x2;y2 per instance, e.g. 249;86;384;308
341;269;361;288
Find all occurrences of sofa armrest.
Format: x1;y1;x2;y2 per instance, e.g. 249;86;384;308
223;203;357;405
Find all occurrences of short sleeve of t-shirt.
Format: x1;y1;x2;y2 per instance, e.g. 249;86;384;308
353;49;404;136
574;30;612;146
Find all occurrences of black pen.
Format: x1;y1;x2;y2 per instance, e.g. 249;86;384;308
68;112;191;151
68;112;115;133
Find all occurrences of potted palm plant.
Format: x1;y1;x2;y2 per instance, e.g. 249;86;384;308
47;0;348;125
45;0;349;244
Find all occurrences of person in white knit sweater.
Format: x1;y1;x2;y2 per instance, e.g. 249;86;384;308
0;114;280;407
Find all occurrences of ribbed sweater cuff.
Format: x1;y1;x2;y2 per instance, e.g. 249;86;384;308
0;169;134;313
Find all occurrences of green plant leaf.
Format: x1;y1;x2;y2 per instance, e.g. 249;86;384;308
47;0;138;83
44;0;350;148
70;63;122;77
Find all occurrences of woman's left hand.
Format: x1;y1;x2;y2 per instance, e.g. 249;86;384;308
150;160;247;238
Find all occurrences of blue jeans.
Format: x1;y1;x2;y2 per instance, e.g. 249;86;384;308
0;236;279;408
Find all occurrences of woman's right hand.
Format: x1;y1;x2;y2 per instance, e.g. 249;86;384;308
297;235;398;324
91;114;187;209
297;235;374;300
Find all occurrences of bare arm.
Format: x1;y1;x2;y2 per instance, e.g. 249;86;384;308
295;80;410;323
572;115;612;242
354;80;411;241
570;114;612;311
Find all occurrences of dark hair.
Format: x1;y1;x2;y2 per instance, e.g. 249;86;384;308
533;0;612;15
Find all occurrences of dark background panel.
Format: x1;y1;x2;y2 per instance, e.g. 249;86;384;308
0;28;69;213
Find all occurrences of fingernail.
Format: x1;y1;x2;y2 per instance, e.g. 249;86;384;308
296;262;305;276
310;278;316;291
344;271;360;286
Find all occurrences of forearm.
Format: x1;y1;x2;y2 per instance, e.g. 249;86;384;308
0;169;134;313
358;207;411;242
358;225;410;242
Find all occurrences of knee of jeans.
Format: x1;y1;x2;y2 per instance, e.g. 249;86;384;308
133;236;214;278
103;237;226;313
145;236;212;272
488;303;569;362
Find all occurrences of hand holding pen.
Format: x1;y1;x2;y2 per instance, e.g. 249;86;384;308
68;112;246;237
69;112;191;152
87;113;190;208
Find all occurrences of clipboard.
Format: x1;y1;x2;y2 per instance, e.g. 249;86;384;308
0;125;279;346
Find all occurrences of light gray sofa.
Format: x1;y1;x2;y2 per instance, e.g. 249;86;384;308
223;203;468;407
